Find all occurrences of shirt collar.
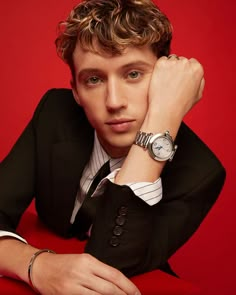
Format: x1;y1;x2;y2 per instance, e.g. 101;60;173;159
89;132;125;177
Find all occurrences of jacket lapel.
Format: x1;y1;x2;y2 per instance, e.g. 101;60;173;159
49;118;94;237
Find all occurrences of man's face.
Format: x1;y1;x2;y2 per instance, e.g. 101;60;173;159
72;43;157;158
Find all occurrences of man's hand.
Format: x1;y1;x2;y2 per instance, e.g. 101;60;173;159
144;55;205;136
32;252;141;295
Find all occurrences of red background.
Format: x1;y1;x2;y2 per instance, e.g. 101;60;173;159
0;1;235;294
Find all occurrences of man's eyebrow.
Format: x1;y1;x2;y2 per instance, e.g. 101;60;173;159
77;61;153;79
78;69;102;79
121;61;154;69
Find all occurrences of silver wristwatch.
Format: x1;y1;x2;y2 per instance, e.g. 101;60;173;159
134;130;177;161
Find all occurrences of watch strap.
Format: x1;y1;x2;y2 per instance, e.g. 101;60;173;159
134;131;153;149
134;130;177;162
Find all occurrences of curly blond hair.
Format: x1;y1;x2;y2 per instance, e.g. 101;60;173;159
55;0;172;78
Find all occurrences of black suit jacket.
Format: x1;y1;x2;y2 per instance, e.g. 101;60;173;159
0;89;226;277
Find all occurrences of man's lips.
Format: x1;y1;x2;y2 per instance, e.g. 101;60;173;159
106;118;134;125
106;119;135;132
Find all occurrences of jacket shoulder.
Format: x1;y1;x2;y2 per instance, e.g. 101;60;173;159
162;122;226;197
31;88;92;142
33;88;83;119
177;122;225;172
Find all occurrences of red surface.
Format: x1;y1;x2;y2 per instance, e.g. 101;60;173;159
0;1;235;294
0;206;200;295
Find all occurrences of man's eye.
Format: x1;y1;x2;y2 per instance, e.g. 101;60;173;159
86;76;101;85
128;71;141;79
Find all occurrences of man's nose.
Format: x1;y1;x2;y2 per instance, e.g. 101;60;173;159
105;79;127;111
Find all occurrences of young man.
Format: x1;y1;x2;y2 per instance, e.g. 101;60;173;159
0;0;225;294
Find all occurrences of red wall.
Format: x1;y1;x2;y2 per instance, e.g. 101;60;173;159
0;1;235;294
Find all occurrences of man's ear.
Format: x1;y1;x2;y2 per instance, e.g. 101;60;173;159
71;79;81;105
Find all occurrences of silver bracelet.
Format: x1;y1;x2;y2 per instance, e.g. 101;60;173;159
28;249;56;293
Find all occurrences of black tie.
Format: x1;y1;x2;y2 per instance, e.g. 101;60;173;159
73;160;110;240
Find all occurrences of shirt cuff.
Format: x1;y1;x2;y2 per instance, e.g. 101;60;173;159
0;230;27;244
96;168;162;206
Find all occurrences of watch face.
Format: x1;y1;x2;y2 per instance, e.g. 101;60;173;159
149;135;173;161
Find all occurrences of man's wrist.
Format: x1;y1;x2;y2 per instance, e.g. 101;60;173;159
141;109;182;141
28;249;56;293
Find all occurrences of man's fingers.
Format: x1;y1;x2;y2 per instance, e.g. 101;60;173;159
81;274;127;295
91;257;141;295
199;77;205;99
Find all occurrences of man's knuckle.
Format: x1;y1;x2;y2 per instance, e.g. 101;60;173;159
103;284;118;295
77;253;92;266
110;269;126;288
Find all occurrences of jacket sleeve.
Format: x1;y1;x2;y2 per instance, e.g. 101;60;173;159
85;125;226;277
139;164;225;276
